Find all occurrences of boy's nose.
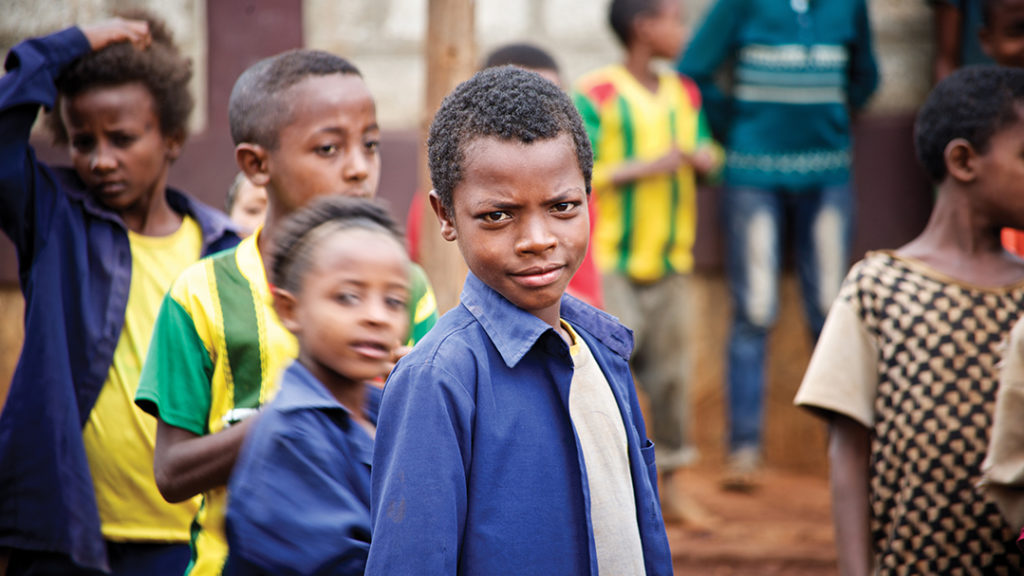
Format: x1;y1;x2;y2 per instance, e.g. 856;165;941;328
90;144;117;173
515;216;557;254
343;150;370;182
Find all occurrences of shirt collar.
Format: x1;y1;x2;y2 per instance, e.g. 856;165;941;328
273;361;383;423
235;228;272;305
460;272;633;368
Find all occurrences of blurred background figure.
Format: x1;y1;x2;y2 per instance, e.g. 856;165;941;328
679;0;878;491
225;172;268;238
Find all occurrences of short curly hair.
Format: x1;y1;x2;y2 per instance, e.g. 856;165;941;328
427;65;593;217
915;66;1024;183
272;196;405;294
228;50;361;150
609;0;662;47
46;9;193;146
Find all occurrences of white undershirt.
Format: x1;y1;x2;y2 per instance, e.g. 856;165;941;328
564;321;646;575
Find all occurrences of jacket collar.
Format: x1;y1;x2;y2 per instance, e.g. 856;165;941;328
459;272;633;368
58;168;238;245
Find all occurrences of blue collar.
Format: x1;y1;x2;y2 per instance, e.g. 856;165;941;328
274;361;381;421
459;272;633;368
58;169;238;244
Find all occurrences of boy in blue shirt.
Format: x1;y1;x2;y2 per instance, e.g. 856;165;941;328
366;66;673;575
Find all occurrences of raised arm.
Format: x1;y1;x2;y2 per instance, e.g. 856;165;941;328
0;20;149;254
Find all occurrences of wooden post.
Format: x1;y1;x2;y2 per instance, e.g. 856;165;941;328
417;0;475;314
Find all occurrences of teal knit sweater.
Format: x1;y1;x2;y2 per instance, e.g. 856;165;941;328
678;0;879;190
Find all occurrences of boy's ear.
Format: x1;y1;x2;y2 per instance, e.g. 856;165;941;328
165;131;185;162
236;143;271;187
945;137;979;183
272;287;302;335
428;189;458;242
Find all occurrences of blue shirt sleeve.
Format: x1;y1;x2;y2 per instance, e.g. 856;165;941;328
366;361;475;575
0;27;90;258
226;409;372;576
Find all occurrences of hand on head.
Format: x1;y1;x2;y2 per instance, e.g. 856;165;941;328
82;18;151;52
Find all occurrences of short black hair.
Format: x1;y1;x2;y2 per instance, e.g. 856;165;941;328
46;9;193;145
609;0;663;47
229;50;361;149
915;66;1024;183
427;65;593;217
483;43;559;74
272;196;405;294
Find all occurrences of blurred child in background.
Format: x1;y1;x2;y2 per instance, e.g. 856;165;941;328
0;13;238;575
573;0;721;521
797;66;1024;575
225;172;268;238
225;197;409;576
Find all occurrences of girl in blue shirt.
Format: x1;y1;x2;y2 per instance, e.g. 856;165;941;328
224;197;410;576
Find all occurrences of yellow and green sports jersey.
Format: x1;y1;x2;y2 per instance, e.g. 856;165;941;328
408;262;438;346
573;65;721;282
136;229;297;576
83;216;202;543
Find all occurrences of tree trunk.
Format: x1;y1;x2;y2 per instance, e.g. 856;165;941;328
417;0;475;314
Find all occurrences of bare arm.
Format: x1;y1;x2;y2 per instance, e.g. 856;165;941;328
829;414;873;576
153;418;255;503
932;3;962;84
610;147;715;187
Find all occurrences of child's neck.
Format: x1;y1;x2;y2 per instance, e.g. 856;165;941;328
623;48;660;93
302;357;375;435
257;204;289;274
896;186;1024;287
121;186;182;236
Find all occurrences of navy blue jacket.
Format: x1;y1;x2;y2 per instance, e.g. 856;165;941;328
367;273;673;575
0;27;238;571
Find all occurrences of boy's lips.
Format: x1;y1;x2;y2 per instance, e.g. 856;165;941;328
94;181;127;195
351;339;391;360
511;264;564;288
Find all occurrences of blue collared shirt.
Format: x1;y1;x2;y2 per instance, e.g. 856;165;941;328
367;273;673;575
0;27;239;571
225;361;381;576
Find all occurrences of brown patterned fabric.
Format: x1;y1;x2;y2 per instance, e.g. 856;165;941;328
839;252;1024;574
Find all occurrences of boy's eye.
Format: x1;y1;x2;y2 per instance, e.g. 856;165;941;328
481;211;510;223
110;133;137;148
551;201;578;214
335;292;359;305
385;295;408;310
364;140;380;153
316;144;339;156
71;136;95;152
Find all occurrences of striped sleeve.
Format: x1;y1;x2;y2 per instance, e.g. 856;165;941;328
408;263;438;346
136;288;215;436
572;90;611;191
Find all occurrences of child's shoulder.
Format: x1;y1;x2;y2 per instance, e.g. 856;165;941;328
574;65;625;103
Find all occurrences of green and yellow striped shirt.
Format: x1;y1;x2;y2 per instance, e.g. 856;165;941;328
573;65;719;282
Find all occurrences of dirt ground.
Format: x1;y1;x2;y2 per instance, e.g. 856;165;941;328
667;467;838;575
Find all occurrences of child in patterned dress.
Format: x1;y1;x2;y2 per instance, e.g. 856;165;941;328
795;66;1024;574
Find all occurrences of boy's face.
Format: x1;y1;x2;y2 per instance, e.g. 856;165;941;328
263;74;381;215
228;178;268;237
62;82;181;214
982;0;1024;68
281;228;410;387
638;0;687;61
972;107;1024;226
433;134;589;327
